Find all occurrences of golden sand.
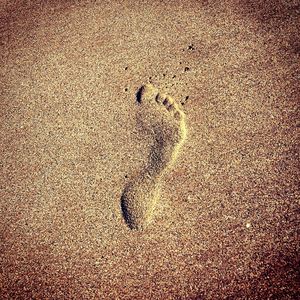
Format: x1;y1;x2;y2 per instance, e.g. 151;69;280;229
0;0;299;299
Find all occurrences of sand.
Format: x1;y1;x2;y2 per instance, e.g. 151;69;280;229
0;0;299;299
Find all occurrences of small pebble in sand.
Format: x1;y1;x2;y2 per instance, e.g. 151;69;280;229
246;222;251;228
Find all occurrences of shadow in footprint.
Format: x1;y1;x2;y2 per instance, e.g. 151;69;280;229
136;87;143;104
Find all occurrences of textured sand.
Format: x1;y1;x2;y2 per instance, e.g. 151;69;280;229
0;0;299;299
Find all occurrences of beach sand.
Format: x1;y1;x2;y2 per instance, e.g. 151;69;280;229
0;0;299;299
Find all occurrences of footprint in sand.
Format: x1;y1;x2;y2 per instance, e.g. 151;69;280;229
121;84;187;230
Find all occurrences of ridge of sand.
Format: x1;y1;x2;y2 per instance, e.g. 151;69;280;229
121;84;187;230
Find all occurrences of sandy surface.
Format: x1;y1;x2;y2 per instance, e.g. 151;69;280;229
0;0;299;299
